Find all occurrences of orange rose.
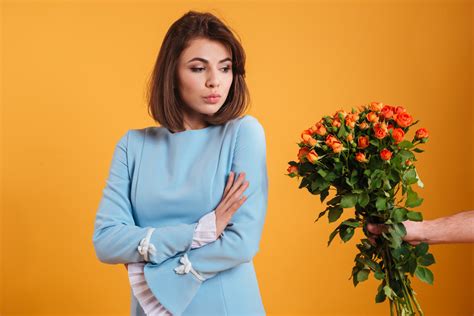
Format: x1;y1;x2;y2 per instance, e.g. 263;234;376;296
380;148;392;161
391;127;405;144
415;128;429;139
394;106;407;114
357;135;369;149
298;147;310;162
373;123;388;139
331;141;344;153
355;152;368;163
332;118;341;128
387;124;394;130
359;121;369;130
405;160;413;166
325;134;339;147
287;165;299;176
380;105;394;119
346;133;354;142
345;113;359;129
395;112;413;128
370;102;384;112
307;150;319;164
334;109;348;119
366;112;379;123
301;129;317;147
314;122;327;136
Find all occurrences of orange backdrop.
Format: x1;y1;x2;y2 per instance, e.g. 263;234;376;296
1;1;473;315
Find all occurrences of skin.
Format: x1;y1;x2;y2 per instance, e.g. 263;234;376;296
175;36;234;130
367;210;474;245
125;37;247;270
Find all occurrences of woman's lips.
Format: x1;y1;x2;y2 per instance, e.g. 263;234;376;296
203;96;221;104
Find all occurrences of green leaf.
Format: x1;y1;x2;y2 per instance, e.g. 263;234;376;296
375;197;387;210
375;287;386;303
341;194;358;208
356;269;370;282
341;219;360;228
418;253;435;266
392;208;407;223
398;140;414;149
320;188;330;203
403;169;418;185
413;148;424;153
358;192;370;207
317;169;328;178
328;207;343;223
407;211;423;221
415;266;434;285
328;227;340;246
383;285;396;300
415;242;429;256
339;226;355;242
374;271;385;280
405;188;424;208
314;209;328;222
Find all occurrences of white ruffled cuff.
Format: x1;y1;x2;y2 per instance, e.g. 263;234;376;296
191;210;217;249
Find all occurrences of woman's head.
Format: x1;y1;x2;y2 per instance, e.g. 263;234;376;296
147;11;250;132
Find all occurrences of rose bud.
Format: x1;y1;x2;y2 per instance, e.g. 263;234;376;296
314;122;327;136
298;147;310;162
366;112;379;123
355;152;368;163
357;135;369;149
332;118;341;128
370;102;384;112
307;150;319;164
346;133;354;142
415;128;429;140
373;123;388;139
380;148;393;161
405;160;413;166
287;165;299;176
331;141;344;153
359;121;369;130
380;105;394;119
395;112;413;128
301;130;317;147
392;128;405;144
325;134;338;147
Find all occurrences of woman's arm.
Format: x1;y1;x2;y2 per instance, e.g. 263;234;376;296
92;131;208;265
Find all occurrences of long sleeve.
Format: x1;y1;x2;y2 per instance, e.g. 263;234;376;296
92;130;205;265
143;116;269;315
127;210;217;315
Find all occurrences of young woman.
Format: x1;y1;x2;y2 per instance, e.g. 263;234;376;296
92;11;269;316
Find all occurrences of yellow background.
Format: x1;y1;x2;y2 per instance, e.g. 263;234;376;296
1;0;473;315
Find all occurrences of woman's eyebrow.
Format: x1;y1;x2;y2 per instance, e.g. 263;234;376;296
187;57;232;64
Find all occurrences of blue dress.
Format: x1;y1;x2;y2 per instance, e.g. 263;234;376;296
92;114;269;315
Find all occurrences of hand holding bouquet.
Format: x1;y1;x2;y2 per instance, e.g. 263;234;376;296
286;102;432;316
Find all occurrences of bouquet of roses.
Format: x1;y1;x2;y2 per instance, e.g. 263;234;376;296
286;102;433;315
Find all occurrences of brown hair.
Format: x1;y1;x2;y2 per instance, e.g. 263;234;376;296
146;11;250;132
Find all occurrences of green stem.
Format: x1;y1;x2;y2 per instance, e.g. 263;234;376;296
406;282;424;316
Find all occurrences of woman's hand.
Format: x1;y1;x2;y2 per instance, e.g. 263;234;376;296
214;171;249;238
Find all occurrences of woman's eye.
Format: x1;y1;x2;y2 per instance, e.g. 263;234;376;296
222;67;231;73
191;67;205;73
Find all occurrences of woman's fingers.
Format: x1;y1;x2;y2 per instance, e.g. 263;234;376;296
223;171;235;198
224;172;246;202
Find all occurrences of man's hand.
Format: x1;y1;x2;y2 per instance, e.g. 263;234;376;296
366;220;423;246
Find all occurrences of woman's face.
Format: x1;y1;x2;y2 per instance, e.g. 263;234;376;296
176;37;233;129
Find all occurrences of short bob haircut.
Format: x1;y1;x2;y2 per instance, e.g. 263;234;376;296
147;11;250;133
